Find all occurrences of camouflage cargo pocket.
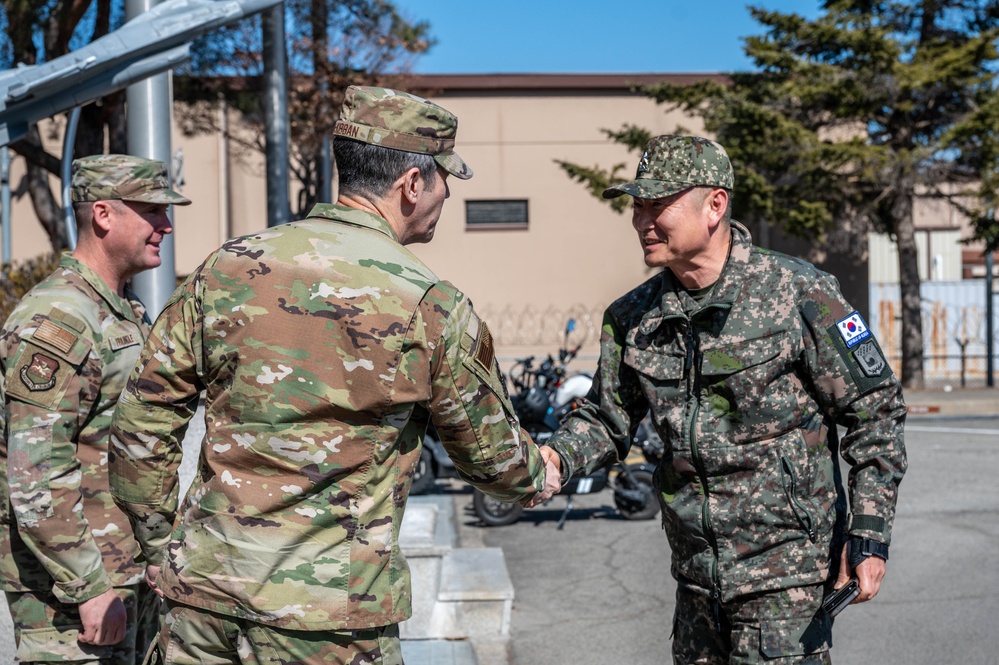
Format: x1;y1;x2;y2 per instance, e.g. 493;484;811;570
15;624;112;663
7;426;54;524
759;614;831;660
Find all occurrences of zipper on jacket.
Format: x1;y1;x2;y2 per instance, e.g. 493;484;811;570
683;321;722;608
779;454;816;541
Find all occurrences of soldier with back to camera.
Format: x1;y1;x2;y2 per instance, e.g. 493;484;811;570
109;86;560;665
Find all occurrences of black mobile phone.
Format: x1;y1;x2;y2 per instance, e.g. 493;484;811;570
822;579;860;617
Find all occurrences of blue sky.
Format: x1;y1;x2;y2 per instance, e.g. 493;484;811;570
391;1;822;74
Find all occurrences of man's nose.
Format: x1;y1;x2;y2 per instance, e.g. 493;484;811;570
633;207;652;231
157;211;174;235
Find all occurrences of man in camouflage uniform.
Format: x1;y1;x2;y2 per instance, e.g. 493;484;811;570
108;85;559;665
0;154;190;664
546;135;907;663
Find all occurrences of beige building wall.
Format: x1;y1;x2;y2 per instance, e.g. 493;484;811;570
3;74;718;371
13;74;976;368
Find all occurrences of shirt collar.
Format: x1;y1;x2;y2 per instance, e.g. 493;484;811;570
60;253;142;323
306;203;400;243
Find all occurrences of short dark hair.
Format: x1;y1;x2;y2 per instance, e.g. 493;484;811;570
334;138;437;200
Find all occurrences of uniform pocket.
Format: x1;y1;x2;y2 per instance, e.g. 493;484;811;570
699;330;803;443
16;624;112;662
759;614;831;658
7;426;54;524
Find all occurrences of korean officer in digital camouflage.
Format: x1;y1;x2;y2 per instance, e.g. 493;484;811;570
0;154;189;664
108;85;560;665
545;135;907;664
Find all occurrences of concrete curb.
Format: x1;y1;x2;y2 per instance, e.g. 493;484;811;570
905;387;999;418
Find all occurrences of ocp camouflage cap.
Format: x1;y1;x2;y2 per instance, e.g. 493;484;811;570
603;135;733;200
334;86;473;180
71;154;191;206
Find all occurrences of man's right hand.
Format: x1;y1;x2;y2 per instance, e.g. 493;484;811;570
77;588;126;646
526;445;562;508
145;564;164;598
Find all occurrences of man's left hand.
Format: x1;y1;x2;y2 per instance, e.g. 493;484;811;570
836;542;886;602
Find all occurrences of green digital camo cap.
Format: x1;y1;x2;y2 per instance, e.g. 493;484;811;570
334;85;473;180
71;154;191;205
603;135;734;200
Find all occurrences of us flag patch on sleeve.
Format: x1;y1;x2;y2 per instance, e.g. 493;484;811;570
836;312;871;348
473;322;495;371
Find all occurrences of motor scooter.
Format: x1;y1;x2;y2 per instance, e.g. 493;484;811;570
472;320;660;528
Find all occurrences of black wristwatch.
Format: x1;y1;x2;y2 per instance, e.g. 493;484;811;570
848;536;889;570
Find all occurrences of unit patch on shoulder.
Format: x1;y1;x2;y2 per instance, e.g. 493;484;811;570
853;341;886;378
34;319;77;355
835;312;871;348
20;353;60;392
473;321;495;372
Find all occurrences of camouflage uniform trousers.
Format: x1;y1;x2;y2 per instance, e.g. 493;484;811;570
146;600;403;665
6;583;160;664
672;582;832;664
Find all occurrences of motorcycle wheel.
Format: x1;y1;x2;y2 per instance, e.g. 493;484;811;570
614;467;659;521
472;489;524;526
409;447;435;496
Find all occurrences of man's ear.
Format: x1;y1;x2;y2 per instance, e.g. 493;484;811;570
705;188;729;225
399;167;423;206
90;201;114;234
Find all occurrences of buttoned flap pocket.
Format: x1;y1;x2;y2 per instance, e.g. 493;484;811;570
622;347;684;381
7;426;54;524
698;330;804;442
759;614;831;658
700;330;789;377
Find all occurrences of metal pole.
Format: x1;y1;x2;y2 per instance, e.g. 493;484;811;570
1;146;11;264
986;239;994;388
262;3;290;226
126;0;176;316
318;78;331;204
61;106;82;250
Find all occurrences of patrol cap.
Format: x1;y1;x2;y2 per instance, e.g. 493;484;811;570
334;85;473;180
71;154;191;206
603;135;733;200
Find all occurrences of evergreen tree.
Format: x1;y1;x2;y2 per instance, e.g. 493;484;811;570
559;1;999;389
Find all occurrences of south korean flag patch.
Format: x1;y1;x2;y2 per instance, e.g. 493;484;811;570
836;312;871;348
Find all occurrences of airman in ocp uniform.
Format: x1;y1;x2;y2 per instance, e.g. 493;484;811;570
108;86;559;665
0;154;189;664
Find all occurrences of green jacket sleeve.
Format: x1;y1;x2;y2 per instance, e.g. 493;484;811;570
3;310;112;604
109;272;203;565
425;283;547;504
800;274;907;545
546;308;649;482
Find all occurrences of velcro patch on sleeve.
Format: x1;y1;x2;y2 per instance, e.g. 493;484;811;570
473;321;495;372
6;342;79;409
852;341;887;378
33;319;78;355
826;323;894;394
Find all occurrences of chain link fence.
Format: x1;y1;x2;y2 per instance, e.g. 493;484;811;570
871;281;999;389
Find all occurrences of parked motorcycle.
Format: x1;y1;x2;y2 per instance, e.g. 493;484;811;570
472;320;660;528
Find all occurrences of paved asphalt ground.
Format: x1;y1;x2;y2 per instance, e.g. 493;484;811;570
454;400;999;664
0;388;996;663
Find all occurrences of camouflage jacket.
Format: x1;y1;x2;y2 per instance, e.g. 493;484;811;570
0;254;148;603
549;222;907;601
109;204;546;631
